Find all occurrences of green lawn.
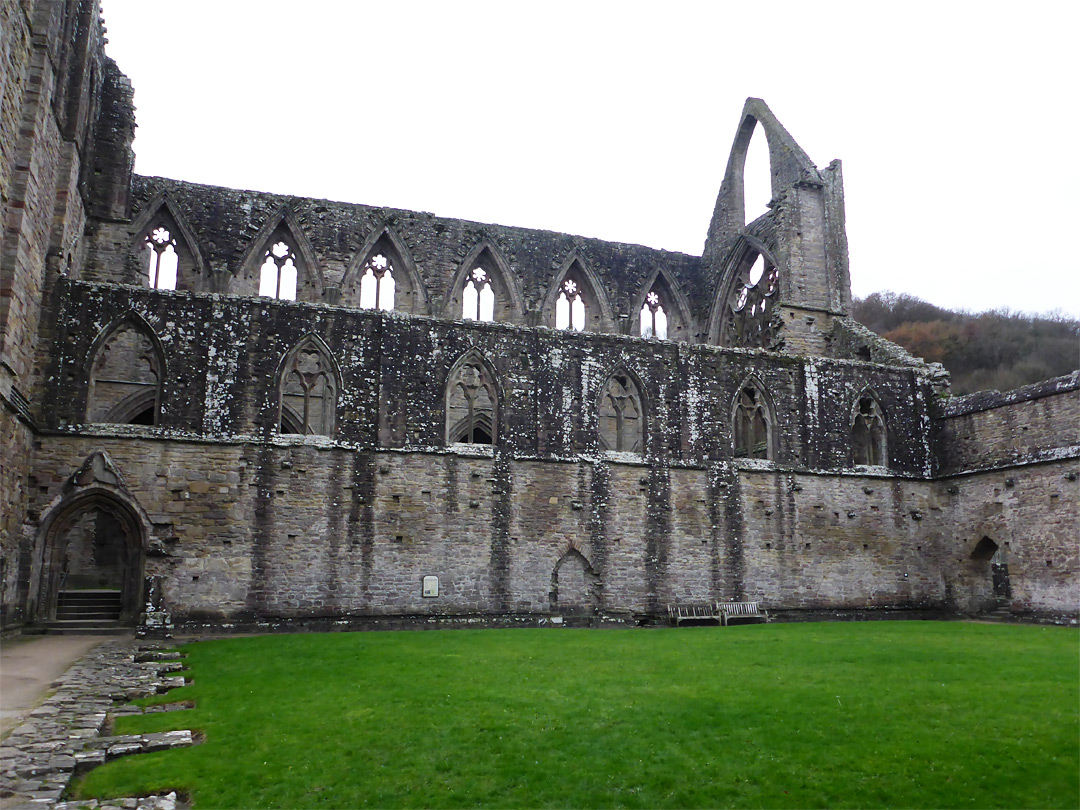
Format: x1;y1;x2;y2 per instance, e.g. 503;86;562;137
76;622;1078;809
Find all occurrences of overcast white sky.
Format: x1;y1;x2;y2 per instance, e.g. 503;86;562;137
101;0;1079;319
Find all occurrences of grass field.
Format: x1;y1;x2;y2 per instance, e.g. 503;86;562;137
75;622;1078;808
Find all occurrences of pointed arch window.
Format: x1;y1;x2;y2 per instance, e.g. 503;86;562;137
598;373;644;454
279;339;337;436
143;226;178;290
259;240;298;300
462;268;495;322
359;253;396;311
446;357;498;445
852;394;887;466
733;383;773;459
86;322;163;425
556;278;586;331
725;250;779;348
640;291;669;339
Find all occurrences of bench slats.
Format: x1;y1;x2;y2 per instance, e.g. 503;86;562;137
667;601;769;627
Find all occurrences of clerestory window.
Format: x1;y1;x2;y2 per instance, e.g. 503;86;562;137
143;226;178;290
359;253;396;311
556;278;586;331
462;267;495;322
640;291;668;340
259;241;298;300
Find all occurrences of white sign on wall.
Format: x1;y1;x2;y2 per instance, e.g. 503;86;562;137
422;575;439;597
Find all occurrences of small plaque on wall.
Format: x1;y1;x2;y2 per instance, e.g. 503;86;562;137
422;575;439;597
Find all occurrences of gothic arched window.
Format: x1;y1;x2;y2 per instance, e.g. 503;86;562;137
852;394;887;466
640;291;668;340
359;253;396;311
86;320;163;425
732;383;773;460
724;250;779;348
556;278;586;331
462;267;495;322
259;240;299;300
446;355;498;444
143;226;178;290
279;338;337;436
598;372;644;454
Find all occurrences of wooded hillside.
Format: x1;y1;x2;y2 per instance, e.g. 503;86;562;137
852;293;1079;395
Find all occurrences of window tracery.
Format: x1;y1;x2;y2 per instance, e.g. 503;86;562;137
446;357;497;444
556;278;586;331
852;394;887;466
259;240;298;300
143;226;178;290
639;291;669;340
279;340;336;436
598;373;643;454
732;384;772;459
359;253;396;311
726;252;779;348
462;267;495;322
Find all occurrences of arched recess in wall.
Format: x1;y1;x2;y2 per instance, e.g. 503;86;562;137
128;193;209;291
276;333;341;437
443;240;524;325
30;452;150;626
340;225;430;315
597;366;646;455
237;207;324;302
445;350;500;445
851;389;888;467
549;547;600;615
629;268;695;342
542;252;615;333
706;235;781;349
85;313;165;425
731;375;776;460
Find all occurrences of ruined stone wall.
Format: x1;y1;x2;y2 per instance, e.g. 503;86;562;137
27;432;965;625
0;0;133;627
42;281;936;475
737;471;943;610
933;373;1079;475
930;376;1079;617
935;462;1079;616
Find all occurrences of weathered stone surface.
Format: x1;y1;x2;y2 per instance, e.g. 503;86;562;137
0;0;1075;639
0;640;192;809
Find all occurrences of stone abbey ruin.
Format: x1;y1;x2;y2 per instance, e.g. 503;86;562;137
2;1;1077;634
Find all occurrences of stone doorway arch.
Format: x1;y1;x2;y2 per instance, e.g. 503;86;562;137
30;455;150;626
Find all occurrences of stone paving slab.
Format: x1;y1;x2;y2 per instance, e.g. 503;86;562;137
0;640;193;810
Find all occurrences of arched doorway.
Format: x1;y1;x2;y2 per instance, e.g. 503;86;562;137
971;535;1011;600
35;493;145;626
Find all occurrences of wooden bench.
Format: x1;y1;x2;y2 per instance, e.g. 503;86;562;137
667;602;723;626
666;601;770;627
720;601;769;626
